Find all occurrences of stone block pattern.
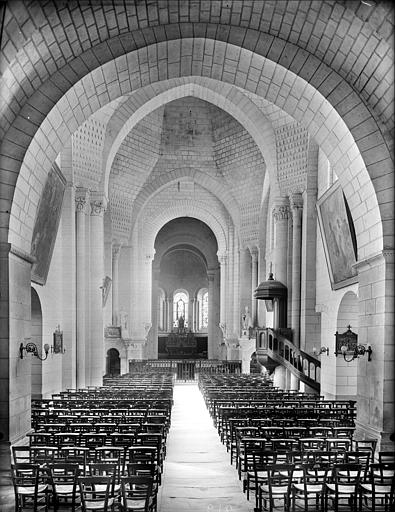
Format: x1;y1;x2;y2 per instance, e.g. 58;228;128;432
72;117;106;189
110;107;163;240
276;122;309;195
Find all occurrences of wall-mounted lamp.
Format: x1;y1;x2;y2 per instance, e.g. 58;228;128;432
335;325;372;363
313;346;329;356
339;343;372;362
19;341;50;361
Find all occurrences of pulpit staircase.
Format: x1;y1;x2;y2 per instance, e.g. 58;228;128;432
255;328;322;392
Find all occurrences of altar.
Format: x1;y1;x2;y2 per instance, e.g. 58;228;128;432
158;332;208;359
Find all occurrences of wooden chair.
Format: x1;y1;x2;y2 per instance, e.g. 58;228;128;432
119;475;155;512
245;450;278;509
12;446;32;464
352;439;377;459
322;463;362;512
78;475;115;512
11;463;50;512
291;463;331;511
125;464;158;512
358;462;395;512
258;463;294;512
47;462;80;512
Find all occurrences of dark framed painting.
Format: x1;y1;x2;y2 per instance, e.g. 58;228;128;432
31;163;66;285
53;327;63;354
316;181;358;289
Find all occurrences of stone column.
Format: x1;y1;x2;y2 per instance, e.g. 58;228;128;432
151;266;160;359
111;243;121;326
207;270;216;359
75;188;89;389
290;372;300;391
272;199;290;285
251;247;259;327
191;298;197;331
61;182;76;390
166;298;172;332
290;193;303;348
273;365;286;390
301;188;321;353
227;225;235;334
239;248;252;331
355;250;394;452
89;193;107;387
218;252;227;328
257;250;266;327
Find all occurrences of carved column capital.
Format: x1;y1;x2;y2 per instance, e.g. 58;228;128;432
250;247;259;261
75;188;89;213
273;204;290;221
112;242;122;259
90;199;107;216
290;192;304;211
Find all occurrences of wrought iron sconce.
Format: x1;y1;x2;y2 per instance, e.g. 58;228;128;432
339;343;372;362
335;325;372;362
19;340;50;361
313;346;329;356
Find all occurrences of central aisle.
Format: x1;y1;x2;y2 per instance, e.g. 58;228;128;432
157;382;255;512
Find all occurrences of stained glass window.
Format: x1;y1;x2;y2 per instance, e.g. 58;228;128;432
173;291;188;328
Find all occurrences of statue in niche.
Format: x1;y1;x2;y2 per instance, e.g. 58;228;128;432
178;315;185;334
242;306;252;336
120;309;129;338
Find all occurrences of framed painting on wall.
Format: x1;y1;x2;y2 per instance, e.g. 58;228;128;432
316;180;358;290
31;163;66;285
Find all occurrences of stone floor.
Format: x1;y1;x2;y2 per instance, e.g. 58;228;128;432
157;382;255;512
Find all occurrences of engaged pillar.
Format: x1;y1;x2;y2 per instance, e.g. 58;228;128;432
251;247;258;327
112;242;121;326
89;193;107;387
75;188;89;389
290;193;303;348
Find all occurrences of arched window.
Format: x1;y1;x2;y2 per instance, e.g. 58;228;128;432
157;288;165;331
197;288;208;331
202;291;208;329
173;291;188;328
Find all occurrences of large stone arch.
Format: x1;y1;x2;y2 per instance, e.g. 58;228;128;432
130;167;240;238
137;194;229;257
5;37;390;262
103;78;276;198
1;4;392;136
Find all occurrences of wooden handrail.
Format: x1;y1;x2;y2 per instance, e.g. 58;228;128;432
256;328;321;392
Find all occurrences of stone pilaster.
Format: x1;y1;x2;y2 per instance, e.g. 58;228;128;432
272;200;290;285
150;266;160;359
75;188;89;389
354;250;394;451
251;247;259;327
239;248;252;334
166;297;172;332
111;243;121;326
61;182;76;390
89;192;107;386
218;252;227;328
207;270;216;359
290;193;303;348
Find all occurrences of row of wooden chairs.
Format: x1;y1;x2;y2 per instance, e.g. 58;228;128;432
12;461;157;511
12;374;175;511
254;461;395;512
13;443;165;479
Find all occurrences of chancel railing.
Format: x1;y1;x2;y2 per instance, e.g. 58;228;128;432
256;328;321;392
128;359;242;380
